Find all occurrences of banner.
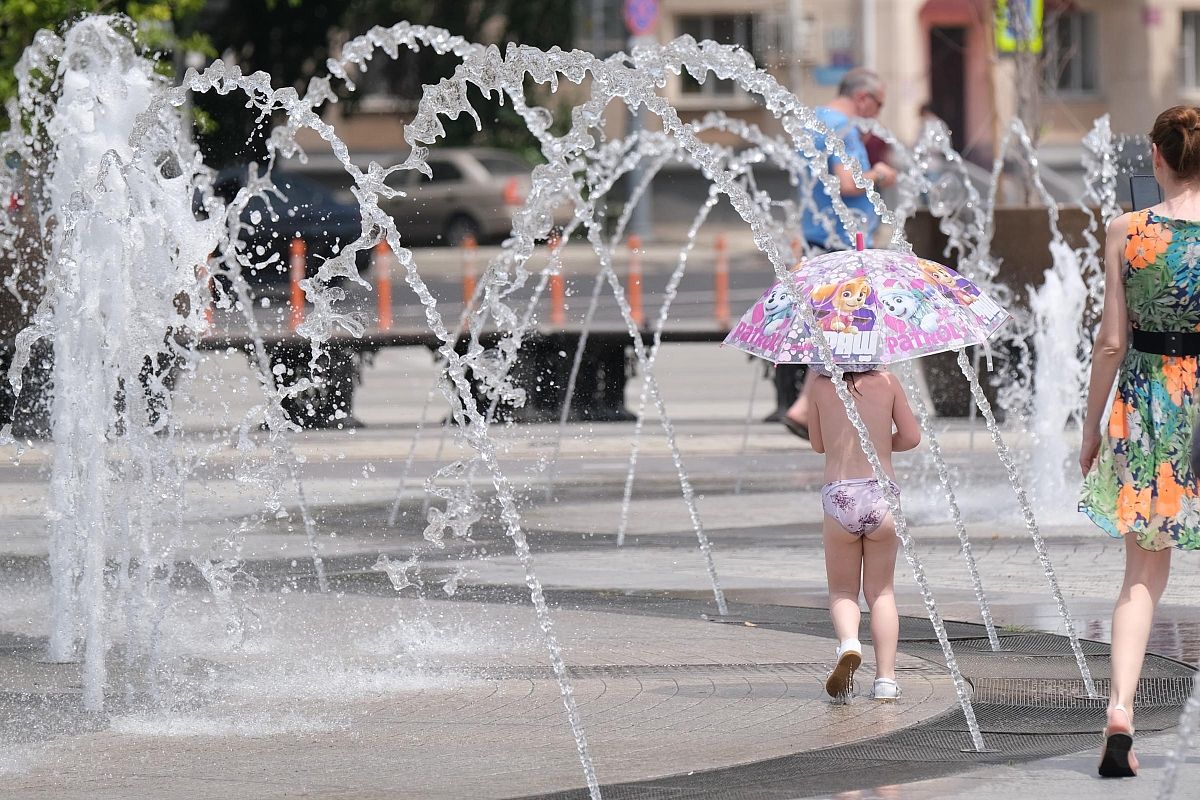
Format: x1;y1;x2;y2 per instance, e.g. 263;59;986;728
995;0;1044;54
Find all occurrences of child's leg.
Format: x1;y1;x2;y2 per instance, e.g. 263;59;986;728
862;515;900;680
823;515;864;643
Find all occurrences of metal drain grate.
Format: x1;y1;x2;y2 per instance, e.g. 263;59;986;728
524;731;1111;800
708;612;988;643
894;617;1004;641
507;593;1197;800
951;634;1111;656
898;643;1116;679
937;701;1186;735
900;645;1190;683
972;675;1195;707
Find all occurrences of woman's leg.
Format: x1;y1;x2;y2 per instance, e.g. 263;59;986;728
823;515;863;644
1109;536;1172;720
785;369;817;425
769;363;804;422
862;515;900;680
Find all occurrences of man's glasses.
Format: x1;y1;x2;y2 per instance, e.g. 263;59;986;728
865;92;884;110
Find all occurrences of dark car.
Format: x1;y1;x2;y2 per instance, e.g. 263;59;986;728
209;166;371;286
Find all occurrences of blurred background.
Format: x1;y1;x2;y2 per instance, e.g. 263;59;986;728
0;1;1191;203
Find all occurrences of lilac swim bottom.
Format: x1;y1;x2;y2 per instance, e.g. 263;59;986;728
821;478;899;536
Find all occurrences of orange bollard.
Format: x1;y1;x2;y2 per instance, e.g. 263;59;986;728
790;234;803;266
550;273;566;326
373;242;394;331
627;234;644;328
714;233;730;329
461;233;478;308
548;231;566;327
288;237;306;332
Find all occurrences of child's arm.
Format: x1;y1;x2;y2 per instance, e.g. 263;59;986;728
808;388;824;454
889;373;921;452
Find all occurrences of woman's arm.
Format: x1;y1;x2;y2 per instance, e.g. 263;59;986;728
889;374;922;452
1079;214;1132;475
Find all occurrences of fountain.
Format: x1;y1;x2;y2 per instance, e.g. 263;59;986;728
1;18;222;709
5;9;1199;797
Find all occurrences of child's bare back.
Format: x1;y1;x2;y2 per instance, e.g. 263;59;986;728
807;369;921;481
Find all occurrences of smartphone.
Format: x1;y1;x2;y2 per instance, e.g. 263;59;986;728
1129;174;1163;211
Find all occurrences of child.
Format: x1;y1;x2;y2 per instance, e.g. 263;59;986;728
806;363;921;700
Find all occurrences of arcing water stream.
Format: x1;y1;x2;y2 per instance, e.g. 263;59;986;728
6;10;1199;791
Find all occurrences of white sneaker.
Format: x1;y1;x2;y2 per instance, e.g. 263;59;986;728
824;638;862;699
873;677;901;701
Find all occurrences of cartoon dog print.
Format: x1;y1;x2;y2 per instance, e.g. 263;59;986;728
760;284;795;335
811;276;872;333
920;261;978;306
880;287;939;332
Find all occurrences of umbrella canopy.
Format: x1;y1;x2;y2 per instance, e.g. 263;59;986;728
724;248;1008;366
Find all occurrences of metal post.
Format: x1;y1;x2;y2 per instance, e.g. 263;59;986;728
789;0;805;99
862;0;877;70
592;0;605;56
628;33;655;241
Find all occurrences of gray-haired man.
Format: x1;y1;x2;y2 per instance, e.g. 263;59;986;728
771;67;897;430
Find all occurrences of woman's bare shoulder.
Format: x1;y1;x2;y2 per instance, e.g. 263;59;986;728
1107;211;1137;238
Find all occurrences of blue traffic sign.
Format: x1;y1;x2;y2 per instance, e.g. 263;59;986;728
624;0;659;36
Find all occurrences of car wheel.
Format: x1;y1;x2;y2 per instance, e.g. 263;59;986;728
444;214;481;246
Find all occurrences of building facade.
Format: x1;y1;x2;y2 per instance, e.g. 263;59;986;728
311;2;1200;163
650;0;1200;162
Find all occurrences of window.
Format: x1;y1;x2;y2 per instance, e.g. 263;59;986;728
420;161;463;184
1044;10;1098;95
578;0;628;59
1184;11;1200;88
475;154;531;176
677;14;758;96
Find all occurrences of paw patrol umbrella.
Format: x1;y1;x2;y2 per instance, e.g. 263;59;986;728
723;242;1009;366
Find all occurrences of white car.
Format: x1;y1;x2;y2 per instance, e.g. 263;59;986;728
283;147;572;245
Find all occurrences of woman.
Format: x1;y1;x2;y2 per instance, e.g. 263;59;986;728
1080;105;1200;778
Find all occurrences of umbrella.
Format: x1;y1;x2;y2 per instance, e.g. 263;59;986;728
724;246;1008;366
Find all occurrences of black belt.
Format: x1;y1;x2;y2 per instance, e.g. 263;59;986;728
1131;329;1200;356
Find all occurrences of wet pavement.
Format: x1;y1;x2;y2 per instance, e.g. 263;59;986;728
0;336;1197;798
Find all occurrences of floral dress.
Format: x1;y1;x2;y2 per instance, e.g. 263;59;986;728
1080;210;1200;551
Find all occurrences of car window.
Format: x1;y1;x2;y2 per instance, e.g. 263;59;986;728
475;154;530;176
274;176;323;205
213;172;323;206
420;161;463;183
288;170;357;205
213;177;243;204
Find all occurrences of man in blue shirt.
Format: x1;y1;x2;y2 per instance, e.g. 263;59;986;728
802;67;896;250
771;68;897;427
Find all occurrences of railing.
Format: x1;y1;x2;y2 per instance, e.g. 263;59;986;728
237;232;746;339
196;233;746;428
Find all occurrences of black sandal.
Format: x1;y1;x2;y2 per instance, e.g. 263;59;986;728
782;416;809;440
1099;705;1137;778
